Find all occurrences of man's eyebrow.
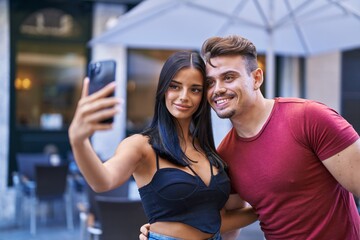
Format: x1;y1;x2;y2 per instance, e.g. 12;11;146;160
206;70;239;80
221;70;239;76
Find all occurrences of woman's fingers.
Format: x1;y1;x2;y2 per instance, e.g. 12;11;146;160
81;77;90;98
77;76;121;121
80;77;116;106
79;97;120;122
69;77;122;143
84;105;119;124
87;81;117;102
88;97;120;113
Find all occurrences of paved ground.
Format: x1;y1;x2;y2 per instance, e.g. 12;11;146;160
0;187;264;240
0;221;264;240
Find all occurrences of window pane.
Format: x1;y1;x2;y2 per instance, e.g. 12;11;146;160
15;40;85;129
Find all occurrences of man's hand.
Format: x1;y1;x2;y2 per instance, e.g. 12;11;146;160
139;223;150;240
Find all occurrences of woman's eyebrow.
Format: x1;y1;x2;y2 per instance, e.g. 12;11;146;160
170;80;181;84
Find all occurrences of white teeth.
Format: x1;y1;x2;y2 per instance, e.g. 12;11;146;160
216;99;228;104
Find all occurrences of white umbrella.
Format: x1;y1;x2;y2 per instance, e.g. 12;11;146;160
90;0;360;98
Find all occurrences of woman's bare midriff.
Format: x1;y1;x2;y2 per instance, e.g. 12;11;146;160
150;222;214;240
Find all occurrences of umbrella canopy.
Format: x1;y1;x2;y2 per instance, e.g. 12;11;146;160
90;0;360;97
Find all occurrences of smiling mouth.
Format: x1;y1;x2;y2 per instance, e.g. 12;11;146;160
214;97;233;108
215;99;229;105
174;103;191;110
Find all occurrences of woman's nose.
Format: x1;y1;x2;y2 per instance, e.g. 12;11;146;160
179;90;189;102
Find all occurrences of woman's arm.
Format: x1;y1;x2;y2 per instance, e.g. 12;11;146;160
68;78;143;192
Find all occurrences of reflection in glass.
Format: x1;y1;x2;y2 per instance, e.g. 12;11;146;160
15;41;85;129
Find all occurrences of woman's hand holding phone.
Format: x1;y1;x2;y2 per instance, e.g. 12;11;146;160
69;77;121;145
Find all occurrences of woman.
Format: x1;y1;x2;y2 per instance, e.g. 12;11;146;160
69;51;257;240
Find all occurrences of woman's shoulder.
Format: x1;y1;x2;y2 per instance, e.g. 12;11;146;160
116;133;153;161
123;133;150;146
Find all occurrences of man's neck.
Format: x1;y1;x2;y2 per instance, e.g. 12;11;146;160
231;98;275;138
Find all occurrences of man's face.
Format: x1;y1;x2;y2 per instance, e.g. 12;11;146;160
205;55;256;119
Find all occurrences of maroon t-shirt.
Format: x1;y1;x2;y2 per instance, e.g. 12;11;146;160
218;98;360;239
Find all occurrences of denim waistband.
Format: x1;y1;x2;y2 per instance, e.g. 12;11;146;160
148;231;222;240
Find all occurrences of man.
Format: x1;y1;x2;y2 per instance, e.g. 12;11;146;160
141;35;360;239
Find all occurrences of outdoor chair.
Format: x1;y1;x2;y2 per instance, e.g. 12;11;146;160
78;181;130;240
90;196;148;240
31;165;74;234
16;153;50;182
14;153;51;227
13;153;74;235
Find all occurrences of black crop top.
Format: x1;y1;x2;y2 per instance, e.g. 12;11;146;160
138;153;230;234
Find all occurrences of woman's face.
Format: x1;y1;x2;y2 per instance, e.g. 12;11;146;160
165;67;204;122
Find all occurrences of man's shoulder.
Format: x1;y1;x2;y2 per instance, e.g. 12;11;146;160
276;97;307;104
276;97;327;107
276;97;325;113
217;128;236;152
276;97;335;115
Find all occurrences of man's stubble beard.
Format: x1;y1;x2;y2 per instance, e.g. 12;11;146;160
214;109;236;119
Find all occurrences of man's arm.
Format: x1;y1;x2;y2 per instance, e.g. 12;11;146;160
221;194;258;239
322;139;360;197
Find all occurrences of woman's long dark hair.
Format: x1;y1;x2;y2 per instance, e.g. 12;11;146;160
142;51;226;169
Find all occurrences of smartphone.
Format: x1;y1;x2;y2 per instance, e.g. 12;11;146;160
88;59;116;123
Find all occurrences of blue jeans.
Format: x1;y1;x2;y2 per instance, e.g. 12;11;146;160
148;231;222;240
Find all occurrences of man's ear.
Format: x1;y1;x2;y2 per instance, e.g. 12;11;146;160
252;68;263;90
